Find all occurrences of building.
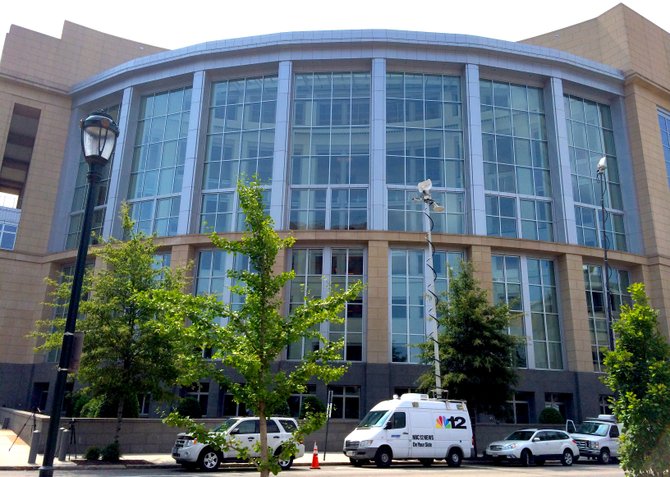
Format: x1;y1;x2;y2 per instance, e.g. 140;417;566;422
1;4;669;425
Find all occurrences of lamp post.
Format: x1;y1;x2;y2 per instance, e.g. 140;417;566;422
596;157;615;352
39;111;118;477
416;179;445;398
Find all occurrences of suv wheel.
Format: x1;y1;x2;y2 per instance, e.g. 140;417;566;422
561;449;574;466
598;448;611;464
198;447;221;471
520;449;532;467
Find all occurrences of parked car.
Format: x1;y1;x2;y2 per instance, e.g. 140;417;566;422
171;416;305;471
567;414;622;464
484;429;579;466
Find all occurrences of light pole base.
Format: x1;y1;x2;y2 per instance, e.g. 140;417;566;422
38;466;54;477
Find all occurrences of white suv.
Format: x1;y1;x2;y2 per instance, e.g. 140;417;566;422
485;429;579;466
172;416;305;471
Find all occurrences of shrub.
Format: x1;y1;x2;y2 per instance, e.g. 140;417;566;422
538;407;564;424
176;397;203;418
84;447;100;461
100;441;121;462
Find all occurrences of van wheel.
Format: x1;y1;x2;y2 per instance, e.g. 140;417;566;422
446;448;462;467
197;447;221;471
374;447;392;467
419;458;433;467
520;449;532;467
598;449;611;464
561;449;574;466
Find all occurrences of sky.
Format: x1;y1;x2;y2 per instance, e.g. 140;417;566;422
1;0;669;53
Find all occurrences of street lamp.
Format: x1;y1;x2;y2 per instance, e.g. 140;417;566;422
39;111;119;477
416;179;444;398
596;157;615;352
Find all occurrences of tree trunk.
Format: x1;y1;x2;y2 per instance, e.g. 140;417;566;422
259;401;269;477
114;397;124;445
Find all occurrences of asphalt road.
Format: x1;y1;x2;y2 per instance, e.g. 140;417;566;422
0;461;625;477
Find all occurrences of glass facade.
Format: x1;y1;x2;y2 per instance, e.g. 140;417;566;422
390;249;462;364
583;264;630;372
201;76;277;233
287;248;366;361
387;73;465;233
566;95;626;251
492;255;562;370
128;87;192;236
481;80;553;241
289;73;370;230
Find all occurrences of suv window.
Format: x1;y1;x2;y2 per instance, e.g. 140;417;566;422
267;420;280;433
279;419;297;433
234;420;258;434
535;431;550;441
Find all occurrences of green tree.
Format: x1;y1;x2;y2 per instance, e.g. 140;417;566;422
418;261;520;449
33;205;194;445
603;283;670;476
160;179;363;476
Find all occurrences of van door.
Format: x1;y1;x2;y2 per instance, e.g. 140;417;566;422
385;411;411;459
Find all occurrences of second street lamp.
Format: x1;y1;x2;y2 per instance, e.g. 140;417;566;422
596;156;615;352
39;111;119;477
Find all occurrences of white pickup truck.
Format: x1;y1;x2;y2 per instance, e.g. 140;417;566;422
566;414;622;464
172;416;305;471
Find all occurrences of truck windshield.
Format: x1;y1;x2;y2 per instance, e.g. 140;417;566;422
213;418;240;433
357;410;389;428
576;422;609;436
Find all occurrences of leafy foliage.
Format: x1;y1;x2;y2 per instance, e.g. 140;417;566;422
603;283;670;476
538;407;564;424
159;179;363;476
419;260;520;417
32;204;195;444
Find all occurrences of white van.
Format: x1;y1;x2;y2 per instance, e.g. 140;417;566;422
343;393;474;467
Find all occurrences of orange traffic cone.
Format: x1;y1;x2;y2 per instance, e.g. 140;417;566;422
310;442;320;469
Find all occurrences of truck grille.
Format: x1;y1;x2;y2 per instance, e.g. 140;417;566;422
575;439;588;450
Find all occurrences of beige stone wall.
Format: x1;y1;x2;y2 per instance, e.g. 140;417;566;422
1;22;165;93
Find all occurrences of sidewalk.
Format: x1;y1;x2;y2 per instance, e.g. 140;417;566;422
0;430;348;470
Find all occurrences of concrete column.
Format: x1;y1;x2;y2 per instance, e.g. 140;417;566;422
366;240;389;363
370;58;386;231
270;61;292;229
464;64;487;235
177;71;208;235
557;253;592;372
546;77;577;244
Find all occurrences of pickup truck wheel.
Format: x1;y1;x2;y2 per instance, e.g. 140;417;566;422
198;447;221;471
374;447;392;467
561;449;574;466
598;449;611;464
446;448;462;467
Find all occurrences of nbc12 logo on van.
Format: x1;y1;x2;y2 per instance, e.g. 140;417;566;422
435;415;468;430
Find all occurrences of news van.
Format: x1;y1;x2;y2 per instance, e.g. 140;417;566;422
343;393;474;468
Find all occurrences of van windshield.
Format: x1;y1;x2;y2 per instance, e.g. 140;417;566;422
576;422;609;436
357;410;389;428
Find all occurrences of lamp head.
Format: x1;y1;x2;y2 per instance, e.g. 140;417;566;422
80;111;119;166
417;179;433;193
597;157;607;174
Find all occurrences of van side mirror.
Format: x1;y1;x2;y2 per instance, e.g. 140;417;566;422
385;421;393;430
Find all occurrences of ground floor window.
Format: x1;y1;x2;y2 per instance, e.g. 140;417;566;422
329;385;360;419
